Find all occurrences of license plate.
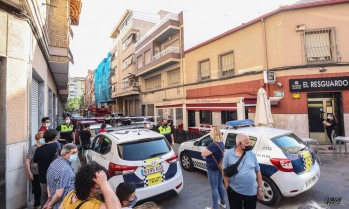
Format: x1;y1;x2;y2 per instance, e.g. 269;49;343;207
144;164;163;175
306;176;316;187
147;172;163;186
301;151;313;172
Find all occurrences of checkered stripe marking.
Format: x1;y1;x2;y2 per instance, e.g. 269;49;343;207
193;159;207;171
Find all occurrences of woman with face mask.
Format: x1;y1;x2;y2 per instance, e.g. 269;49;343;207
323;113;338;150
222;133;263;209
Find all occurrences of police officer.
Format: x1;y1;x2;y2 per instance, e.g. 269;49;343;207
157;119;174;146
105;114;111;125
56;116;76;145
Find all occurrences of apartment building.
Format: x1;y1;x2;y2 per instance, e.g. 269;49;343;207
0;0;82;208
68;76;85;99
110;10;159;116
84;70;95;105
177;0;349;143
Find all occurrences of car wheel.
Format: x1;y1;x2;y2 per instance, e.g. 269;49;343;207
259;176;282;206
180;153;194;171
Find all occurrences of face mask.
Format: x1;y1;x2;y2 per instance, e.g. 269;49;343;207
69;154;78;162
65;120;71;124
39;138;46;145
243;145;253;151
327;116;332;120
45;123;51;128
128;196;138;207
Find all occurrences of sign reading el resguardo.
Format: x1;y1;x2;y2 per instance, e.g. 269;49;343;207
289;76;349;92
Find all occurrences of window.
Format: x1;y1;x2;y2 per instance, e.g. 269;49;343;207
219;51;234;77
144;50;151;65
225;133;257;149
304;28;338;63
145;75;161;90
199;59;210;81
167;69;180;86
91;135;112;155
200;110;212;124
137;55;143;69
147;104;154;116
199;135;213;147
123;55;134;69
221;111;237;124
122;33;137;50
117;138;170;161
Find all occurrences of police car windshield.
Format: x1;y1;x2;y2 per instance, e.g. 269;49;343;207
117;138;171;161
271;133;306;154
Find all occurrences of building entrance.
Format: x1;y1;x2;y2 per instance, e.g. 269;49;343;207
307;92;343;144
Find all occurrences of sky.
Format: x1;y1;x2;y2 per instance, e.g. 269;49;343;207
69;0;300;77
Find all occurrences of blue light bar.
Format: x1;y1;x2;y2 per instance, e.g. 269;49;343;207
226;119;254;127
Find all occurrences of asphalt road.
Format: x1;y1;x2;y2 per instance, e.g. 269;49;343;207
152;147;349;209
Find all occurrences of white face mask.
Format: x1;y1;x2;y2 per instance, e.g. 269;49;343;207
45;123;51;128
65;120;71;124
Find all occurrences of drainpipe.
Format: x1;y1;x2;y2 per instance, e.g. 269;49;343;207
262;18;270;96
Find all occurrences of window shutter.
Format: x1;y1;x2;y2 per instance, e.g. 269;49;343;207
200;61;210;78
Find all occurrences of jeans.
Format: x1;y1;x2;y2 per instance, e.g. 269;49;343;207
227;187;257;209
40;183;48;208
32;174;41;207
207;170;226;209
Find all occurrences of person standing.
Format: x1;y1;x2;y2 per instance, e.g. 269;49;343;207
44;143;78;209
33;129;60;208
98;123;107;134
25;132;45;209
39;117;51;132
56;116;76;145
323;113;337;150
79;124;92;165
222;133;263;209
105;114;111;125
116;182;137;209
59;162;122;209
201;128;226;209
157;119;174;146
167;116;173;127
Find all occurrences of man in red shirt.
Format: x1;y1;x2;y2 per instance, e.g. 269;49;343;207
38;117;51;132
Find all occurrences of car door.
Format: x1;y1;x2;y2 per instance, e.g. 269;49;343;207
190;134;213;170
87;134;113;168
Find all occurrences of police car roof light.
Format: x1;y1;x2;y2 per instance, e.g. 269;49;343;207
226;119;254;128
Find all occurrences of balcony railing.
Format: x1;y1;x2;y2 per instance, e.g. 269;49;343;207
135;13;179;47
153;46;180;61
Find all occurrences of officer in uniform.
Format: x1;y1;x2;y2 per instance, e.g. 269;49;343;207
105;114;111;125
157;119;174;146
56;116;75;145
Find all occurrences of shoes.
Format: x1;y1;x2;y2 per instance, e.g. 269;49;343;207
205;207;212;209
328;146;335;150
219;202;227;208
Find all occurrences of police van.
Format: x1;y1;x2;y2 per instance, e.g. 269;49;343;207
178;120;320;206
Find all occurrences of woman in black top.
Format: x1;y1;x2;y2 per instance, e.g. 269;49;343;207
323;113;337;150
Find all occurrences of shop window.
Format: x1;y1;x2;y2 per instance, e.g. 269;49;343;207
304;28;339;63
200;110;212;124
221;111;237;124
198;59;210;81
219;51;234;77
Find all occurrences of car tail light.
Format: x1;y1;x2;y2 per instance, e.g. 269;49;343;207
108;162;138;177
175;182;183;189
270;158;294;172
166;153;178;164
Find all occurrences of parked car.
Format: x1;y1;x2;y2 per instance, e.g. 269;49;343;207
178;120;320;206
89;123;113;136
86;129;183;201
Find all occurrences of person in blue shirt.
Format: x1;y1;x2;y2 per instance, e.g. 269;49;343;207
202;128;226;209
222;133;263;209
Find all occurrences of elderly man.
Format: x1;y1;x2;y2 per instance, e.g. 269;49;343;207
222;133;263;209
44;143;78;209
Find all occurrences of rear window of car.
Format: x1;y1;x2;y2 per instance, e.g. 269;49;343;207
271;133;306;154
147;118;155;122
117;138;171;161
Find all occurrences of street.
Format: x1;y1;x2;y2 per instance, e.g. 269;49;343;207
152;146;349;209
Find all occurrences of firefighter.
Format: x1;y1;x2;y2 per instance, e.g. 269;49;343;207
56;116;76;145
157;119;174;146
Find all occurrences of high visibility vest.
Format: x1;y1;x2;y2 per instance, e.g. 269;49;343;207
60;124;73;133
158;125;171;135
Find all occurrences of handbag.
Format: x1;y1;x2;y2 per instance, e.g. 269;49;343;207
211;142;224;171
223;151;246;178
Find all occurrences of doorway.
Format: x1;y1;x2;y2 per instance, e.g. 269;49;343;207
188;110;196;127
307;92;343;144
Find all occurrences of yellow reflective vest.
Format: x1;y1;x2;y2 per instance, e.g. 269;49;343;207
60;124;74;133
158;125;171;135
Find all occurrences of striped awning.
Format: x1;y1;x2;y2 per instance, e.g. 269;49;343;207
70;0;82;26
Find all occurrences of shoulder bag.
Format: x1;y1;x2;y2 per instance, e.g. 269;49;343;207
223;151;246;178
211;142;224;172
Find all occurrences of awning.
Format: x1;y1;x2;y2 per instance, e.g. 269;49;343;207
186;103;237;111
156;104;182;108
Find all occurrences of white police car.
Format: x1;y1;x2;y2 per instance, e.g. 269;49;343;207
86;129;183;201
178;120;320;206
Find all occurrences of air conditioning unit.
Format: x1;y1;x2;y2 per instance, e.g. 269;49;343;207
296;24;305;32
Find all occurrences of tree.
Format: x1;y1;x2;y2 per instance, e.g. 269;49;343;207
65;98;81;113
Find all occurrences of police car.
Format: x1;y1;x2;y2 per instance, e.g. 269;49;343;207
86;129;183;201
178;120;320;206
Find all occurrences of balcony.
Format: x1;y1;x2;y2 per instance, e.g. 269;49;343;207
122;65;136;80
111;75;118;84
112;83;140;98
135;13;179;50
136;47;181;77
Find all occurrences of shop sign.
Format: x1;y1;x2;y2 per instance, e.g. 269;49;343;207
289;77;349;92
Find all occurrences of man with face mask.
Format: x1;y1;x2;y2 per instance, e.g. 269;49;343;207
56;116;76;145
44;143;78;209
157;119;175;146
39;117;51;132
222;133;263;209
116;182;137;209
